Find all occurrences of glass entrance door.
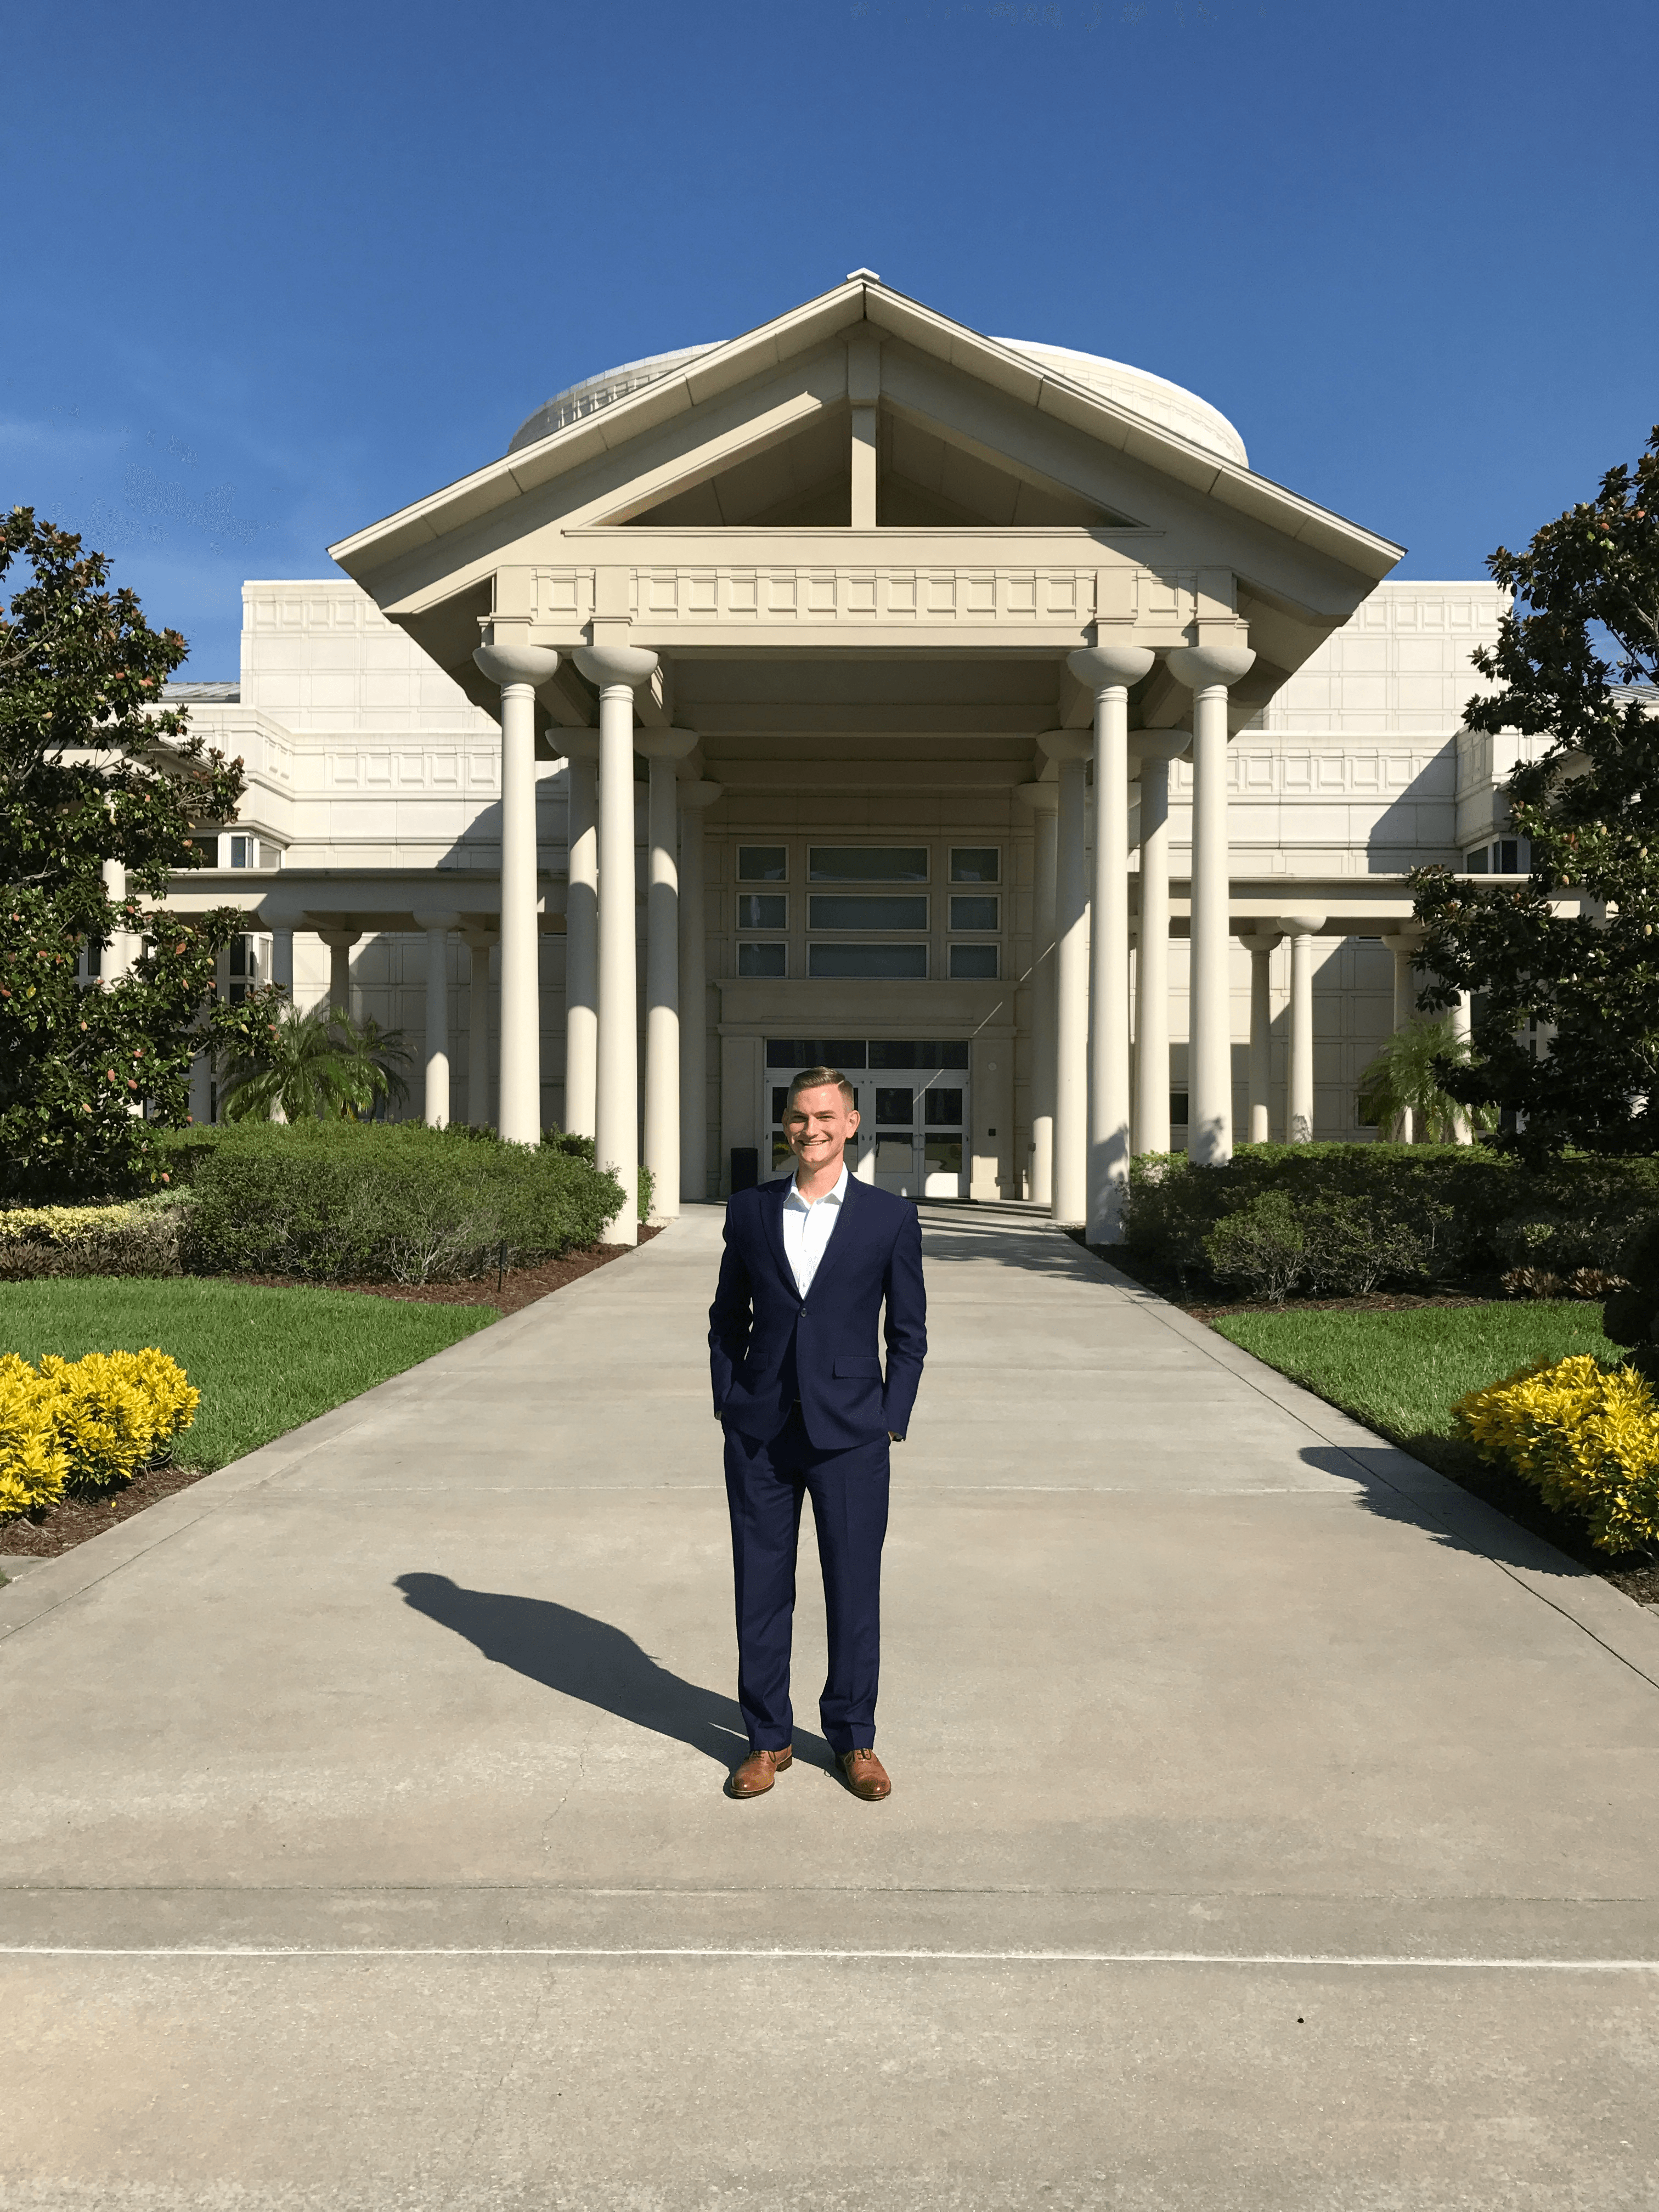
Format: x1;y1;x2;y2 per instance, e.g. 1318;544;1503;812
860;1076;966;1199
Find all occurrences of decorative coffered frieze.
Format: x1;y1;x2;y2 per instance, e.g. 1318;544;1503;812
529;560;1207;647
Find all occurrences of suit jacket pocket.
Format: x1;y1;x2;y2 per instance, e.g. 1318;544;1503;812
832;1355;883;1379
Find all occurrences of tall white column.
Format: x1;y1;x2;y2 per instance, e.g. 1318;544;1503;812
678;778;723;1204
1041;730;1092;1224
413;908;461;1129
1381;925;1424;1144
473;640;561;1146
1069;643;1154;1244
1014;783;1058;1205
1278;912;1323;1142
463;930;494;1127
318;929;360;1015
100;857;132;981
1237;927;1283;1145
1166;641;1255;1166
572;642;659;1247
636;727;698;1221
1128;731;1189;1158
561;737;600;1140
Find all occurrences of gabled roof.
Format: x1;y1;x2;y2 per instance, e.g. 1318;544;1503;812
328;275;1402;585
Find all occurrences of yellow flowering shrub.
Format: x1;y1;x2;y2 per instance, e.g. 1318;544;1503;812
0;1352;71;1516
0;1349;199;1515
1454;1353;1659;1553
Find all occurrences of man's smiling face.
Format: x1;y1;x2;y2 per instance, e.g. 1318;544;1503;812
784;1082;861;1177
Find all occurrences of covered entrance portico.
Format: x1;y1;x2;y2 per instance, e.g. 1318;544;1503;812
322;273;1404;1244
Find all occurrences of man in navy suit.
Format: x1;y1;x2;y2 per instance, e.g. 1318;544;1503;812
709;1065;927;1801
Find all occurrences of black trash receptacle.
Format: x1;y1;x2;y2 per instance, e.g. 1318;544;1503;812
730;1146;759;1193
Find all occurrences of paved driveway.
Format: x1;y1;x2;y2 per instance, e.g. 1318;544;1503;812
3;1204;1658;2208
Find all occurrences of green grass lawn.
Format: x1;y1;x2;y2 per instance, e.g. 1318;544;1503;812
0;1278;498;1471
1213;1301;1616;1461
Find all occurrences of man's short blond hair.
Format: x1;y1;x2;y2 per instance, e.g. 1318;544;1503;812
784;1065;856;1115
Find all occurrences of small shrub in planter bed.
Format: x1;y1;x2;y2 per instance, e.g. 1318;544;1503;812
0;1347;199;1517
1455;1353;1659;1555
174;1121;627;1284
1202;1187;1438;1303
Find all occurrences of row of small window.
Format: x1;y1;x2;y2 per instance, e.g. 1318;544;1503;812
181;834;282;870
737;845;998;884
78;933;266;1003
736;894;998;933
738;943;998;979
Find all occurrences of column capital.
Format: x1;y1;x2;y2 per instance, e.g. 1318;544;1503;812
1014;780;1060;813
555;730;601;761
460;926;498;950
572;642;659;690
634;725;698;761
1068;642;1156;692
1166;640;1256;691
313;926;362;949
1129;729;1192;764
1037;729;1093;764
474;639;562;691
1274;910;1325;936
679;778;724;810
1235;924;1283;953
1380;923;1427;955
411;907;463;934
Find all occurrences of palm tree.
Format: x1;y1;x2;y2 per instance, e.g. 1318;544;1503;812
218;1001;414;1122
1355;1013;1498;1143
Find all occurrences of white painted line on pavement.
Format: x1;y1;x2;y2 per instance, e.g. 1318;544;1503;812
3;1946;1658;1971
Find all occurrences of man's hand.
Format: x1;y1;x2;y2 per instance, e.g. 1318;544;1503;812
888;1431;903;1443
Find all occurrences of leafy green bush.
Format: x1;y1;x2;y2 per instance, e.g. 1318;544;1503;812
1201;1186;1438;1302
542;1127;652;1222
1126;1144;1659;1300
173;1121;625;1283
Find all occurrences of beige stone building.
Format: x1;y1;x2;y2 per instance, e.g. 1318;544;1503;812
160;274;1527;1241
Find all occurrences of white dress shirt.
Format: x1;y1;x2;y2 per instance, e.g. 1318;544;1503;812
780;1162;849;1299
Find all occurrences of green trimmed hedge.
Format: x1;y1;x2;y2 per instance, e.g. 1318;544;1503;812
1124;1144;1659;1301
165;1121;627;1284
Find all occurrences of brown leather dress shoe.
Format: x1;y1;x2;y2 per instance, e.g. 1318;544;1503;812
839;1748;891;1801
727;1745;792;1798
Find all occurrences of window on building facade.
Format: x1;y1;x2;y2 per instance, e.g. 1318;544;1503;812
766;1040;869;1068
1463;838;1529;874
808;893;927;931
737;846;788;882
807;943;928;980
808;846;928;882
182;836;219;867
229;836;256;868
949;944;998;979
736;893;787;930
950;848;999;883
1170;1091;1190;1126
228;935;264;1005
949;895;998;932
738;942;787;978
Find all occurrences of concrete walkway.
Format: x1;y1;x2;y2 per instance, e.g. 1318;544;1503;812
3;1205;1659;2208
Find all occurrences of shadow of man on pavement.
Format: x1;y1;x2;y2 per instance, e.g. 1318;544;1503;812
393;1573;836;1772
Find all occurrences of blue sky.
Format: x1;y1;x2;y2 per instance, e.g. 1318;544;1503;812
5;0;1656;675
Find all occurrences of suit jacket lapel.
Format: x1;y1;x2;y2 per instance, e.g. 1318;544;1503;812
762;1175;795;1299
801;1171;864;1308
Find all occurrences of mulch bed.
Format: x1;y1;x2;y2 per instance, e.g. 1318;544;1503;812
0;1226;664;1566
225;1222;663;1319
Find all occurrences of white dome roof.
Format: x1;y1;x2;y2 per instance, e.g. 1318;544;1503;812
994;340;1248;467
508;334;1246;470
508;345;722;453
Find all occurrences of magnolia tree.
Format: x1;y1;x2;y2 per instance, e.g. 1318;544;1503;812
0;509;272;1196
1411;428;1659;1160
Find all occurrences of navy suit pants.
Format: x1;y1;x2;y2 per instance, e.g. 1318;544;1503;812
723;1404;890;1758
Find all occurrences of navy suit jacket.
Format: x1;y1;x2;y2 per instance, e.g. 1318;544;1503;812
709;1173;927;1451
